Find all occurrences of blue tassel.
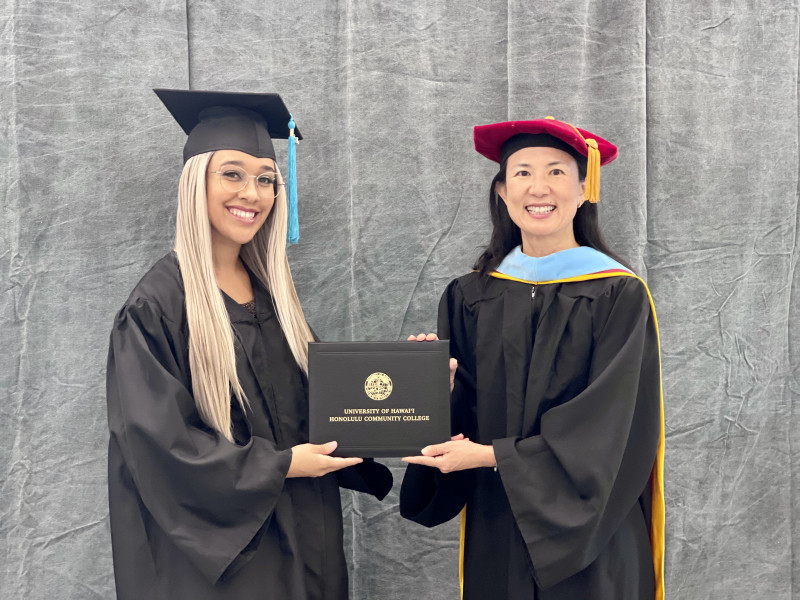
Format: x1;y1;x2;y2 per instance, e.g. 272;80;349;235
286;114;299;245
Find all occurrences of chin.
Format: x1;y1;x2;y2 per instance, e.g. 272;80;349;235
520;225;558;238
218;229;258;247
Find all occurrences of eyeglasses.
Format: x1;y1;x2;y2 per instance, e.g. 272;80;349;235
211;166;284;199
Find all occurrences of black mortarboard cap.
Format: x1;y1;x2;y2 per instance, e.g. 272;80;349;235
153;88;303;164
154;88;304;244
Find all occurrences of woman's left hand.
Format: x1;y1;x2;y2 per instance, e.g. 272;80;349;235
402;434;496;473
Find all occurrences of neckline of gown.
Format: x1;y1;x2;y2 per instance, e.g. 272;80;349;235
496;245;631;283
219;269;275;324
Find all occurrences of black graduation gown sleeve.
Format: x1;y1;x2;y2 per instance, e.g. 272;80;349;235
106;297;293;584
399;279;477;526
335;460;393;499
492;276;661;588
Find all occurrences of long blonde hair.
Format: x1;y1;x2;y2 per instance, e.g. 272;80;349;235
175;152;314;441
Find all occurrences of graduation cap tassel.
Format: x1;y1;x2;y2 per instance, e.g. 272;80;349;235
585;138;601;203
286;114;300;245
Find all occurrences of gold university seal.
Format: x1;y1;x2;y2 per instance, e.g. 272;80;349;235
364;372;393;401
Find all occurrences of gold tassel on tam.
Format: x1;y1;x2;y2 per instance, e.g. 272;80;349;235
585;138;601;203
560;119;603;203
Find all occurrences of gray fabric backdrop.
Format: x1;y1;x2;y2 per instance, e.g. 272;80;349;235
2;0;798;598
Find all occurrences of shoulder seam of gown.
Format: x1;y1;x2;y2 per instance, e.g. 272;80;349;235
122;294;182;327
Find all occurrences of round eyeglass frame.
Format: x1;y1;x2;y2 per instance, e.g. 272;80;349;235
211;166;285;199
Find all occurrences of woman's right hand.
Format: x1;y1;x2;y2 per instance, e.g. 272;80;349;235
407;333;458;392
286;441;363;478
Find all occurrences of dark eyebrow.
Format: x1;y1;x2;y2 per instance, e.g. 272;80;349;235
219;160;276;173
509;161;570;169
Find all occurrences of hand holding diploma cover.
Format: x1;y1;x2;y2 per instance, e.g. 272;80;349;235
308;339;451;457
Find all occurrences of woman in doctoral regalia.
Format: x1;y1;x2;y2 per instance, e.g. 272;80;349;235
401;118;665;600
106;89;392;600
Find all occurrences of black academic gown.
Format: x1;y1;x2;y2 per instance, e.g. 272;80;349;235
400;271;662;599
106;253;392;600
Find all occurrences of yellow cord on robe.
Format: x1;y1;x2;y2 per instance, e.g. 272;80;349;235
459;506;466;599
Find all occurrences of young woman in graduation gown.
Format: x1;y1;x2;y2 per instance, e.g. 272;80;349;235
401;119;665;600
106;89;392;600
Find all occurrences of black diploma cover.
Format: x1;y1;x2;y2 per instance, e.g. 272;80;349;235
308;341;451;457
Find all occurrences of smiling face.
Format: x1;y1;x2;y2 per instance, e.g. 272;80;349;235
495;145;586;257
205;149;276;253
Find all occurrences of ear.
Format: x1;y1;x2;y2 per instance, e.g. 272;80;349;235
577;180;586;208
495;180;508;204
